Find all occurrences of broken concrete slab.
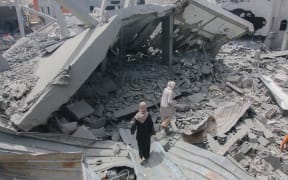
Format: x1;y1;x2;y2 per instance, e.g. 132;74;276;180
207;133;220;152
78;77;118;97
180;0;254;40
60;122;77;134
264;155;282;170
11;16;121;131
56;0;98;27
250;127;264;137
217;124;249;155
248;132;257;143
0;55;10;72
258;136;270;147
72;125;97;140
253;118;274;140
265;108;277;119
175;104;190;112
65;100;94;120
226;75;241;83
113;101;153;119
259;75;288;112
187;93;206;104
239;159;250;168
83;116;106;129
234;152;245;162
239;142;252;154
44;41;65;54
210;101;251;136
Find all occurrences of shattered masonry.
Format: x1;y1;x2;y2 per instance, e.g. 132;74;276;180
0;0;288;179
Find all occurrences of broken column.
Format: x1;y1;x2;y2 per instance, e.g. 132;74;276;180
162;15;173;67
15;0;25;37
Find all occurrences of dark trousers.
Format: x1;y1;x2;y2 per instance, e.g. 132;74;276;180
137;137;151;159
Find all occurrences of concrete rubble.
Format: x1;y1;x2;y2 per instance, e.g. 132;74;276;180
0;0;252;131
0;0;288;179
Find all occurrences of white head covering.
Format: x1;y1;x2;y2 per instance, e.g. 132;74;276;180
134;101;148;123
167;81;176;89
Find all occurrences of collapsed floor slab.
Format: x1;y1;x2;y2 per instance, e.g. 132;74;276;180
11;16;121;131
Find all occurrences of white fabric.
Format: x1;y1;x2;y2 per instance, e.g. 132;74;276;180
160;87;174;108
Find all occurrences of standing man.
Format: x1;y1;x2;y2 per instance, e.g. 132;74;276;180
160;81;176;129
131;102;155;162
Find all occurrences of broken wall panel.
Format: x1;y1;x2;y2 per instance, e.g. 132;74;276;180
151;0;254;52
211;101;251;136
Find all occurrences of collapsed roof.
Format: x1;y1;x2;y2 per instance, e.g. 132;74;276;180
6;0;253;131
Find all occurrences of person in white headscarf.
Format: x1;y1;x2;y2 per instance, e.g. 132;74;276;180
160;81;176;124
131;102;155;161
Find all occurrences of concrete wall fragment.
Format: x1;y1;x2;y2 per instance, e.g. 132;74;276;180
12;16;121;131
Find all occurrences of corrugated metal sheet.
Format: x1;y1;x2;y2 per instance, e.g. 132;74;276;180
0;127;131;174
0;153;101;180
119;128;186;180
166;141;255;180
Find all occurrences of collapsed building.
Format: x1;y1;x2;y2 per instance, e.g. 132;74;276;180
218;0;288;51
3;0;253;131
1;0;288;179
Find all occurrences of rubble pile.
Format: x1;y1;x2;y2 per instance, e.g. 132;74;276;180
0;19;86;128
0;32;58;126
43;38;288;178
49;52;224;129
174;40;288;178
3;32;53;62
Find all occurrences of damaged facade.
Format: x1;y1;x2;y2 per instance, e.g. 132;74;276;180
0;0;288;179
